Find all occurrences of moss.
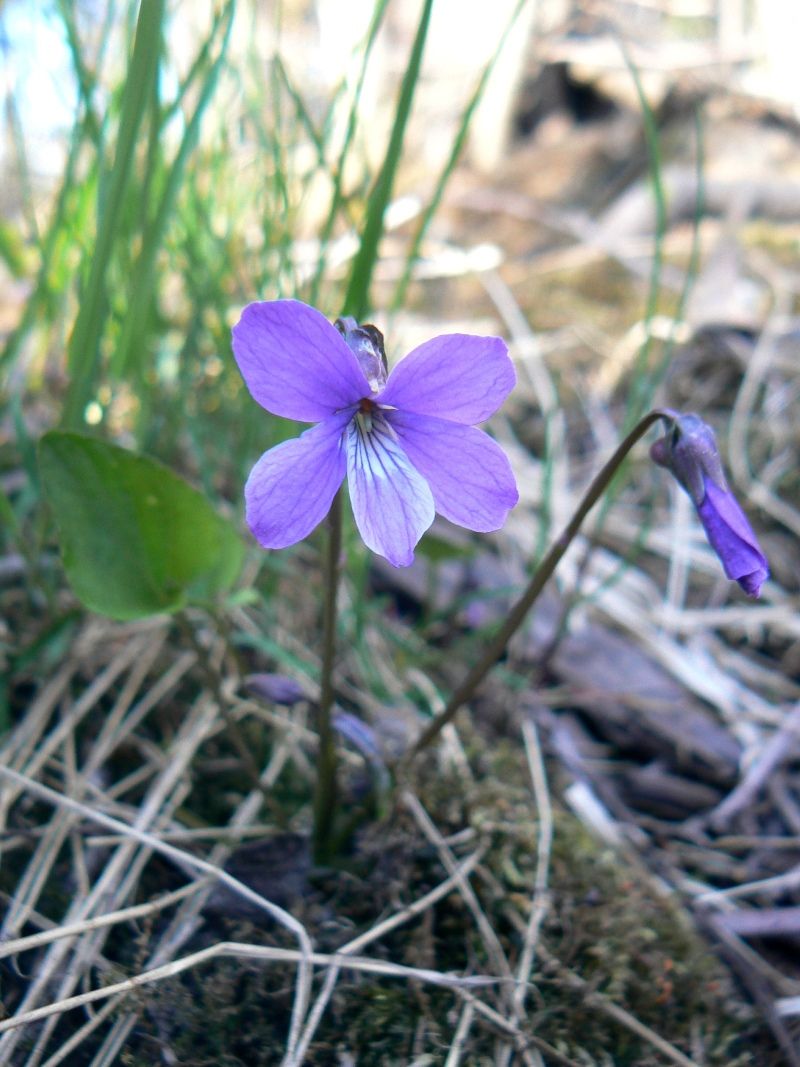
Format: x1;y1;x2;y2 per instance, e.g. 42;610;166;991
113;733;772;1065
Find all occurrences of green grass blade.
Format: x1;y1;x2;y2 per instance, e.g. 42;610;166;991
342;0;435;320
1;122;88;373
650;104;705;397
110;1;235;383
306;0;392;307
62;0;165;428
55;0;105;145
620;42;667;427
391;0;529;312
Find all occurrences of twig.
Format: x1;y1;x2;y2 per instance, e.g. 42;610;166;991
89;718;309;1064
0;764;313;1066
402;790;512;983
176;612;268;796
707;703;800;830
0;882;202;960
702;914;800;1067
39;998;123;1067
292;847;486;1062
514;718;553;1015
0;940;501;1035
444;1001;476;1066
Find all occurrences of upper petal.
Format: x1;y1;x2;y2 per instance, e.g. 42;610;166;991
345;418;435;567
232;300;370;422
697;479;769;597
377;334;515;424
245;411;351;549
387;410;518;532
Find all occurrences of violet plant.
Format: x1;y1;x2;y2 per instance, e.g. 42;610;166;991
233;298;518;857
233;301;769;860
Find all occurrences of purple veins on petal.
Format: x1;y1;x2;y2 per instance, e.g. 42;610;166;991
232;300;370;422
378;333;516;424
345;416;435;568
245;411;352;550
386;409;518;532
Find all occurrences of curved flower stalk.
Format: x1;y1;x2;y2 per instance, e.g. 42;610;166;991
650;411;769;597
408;407;771;759
232;299;519;566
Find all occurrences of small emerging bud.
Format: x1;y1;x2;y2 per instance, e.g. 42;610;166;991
651;411;769;598
334;316;388;393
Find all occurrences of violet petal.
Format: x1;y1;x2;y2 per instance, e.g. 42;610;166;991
386;410;518;531
377;333;515;424
245;411;351;549
697;478;769;597
232;299;370;422
651;414;727;505
345;418;435;567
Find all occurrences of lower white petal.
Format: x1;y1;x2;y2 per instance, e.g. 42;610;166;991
345;418;434;567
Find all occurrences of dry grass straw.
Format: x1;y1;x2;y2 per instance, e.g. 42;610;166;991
3;601;715;1064
0;617;556;1064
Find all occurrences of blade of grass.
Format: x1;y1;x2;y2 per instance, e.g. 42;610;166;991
580;105;705;598
1;120;93;373
306;0;392;308
391;0;529;312
620;40;668;427
650;103;705;394
342;0;435;320
110;1;235;385
553;85;705;618
62;0;165;428
1;1;117;374
55;0;108;146
1;69;39;247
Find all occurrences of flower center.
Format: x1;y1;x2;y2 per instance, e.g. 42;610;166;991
355;396;375;435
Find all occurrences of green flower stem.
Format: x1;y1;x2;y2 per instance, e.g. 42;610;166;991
405;410;666;762
313;490;343;864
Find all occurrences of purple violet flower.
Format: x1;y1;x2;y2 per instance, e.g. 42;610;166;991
232;299;519;567
650;411;769;597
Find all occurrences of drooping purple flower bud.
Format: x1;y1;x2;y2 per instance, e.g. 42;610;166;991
651;411;769;597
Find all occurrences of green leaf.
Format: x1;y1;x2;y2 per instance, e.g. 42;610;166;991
39;432;243;620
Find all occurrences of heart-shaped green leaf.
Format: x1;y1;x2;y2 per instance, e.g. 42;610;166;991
39;431;243;620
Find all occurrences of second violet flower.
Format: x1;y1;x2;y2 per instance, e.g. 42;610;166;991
232;299;519;567
651;411;769;597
